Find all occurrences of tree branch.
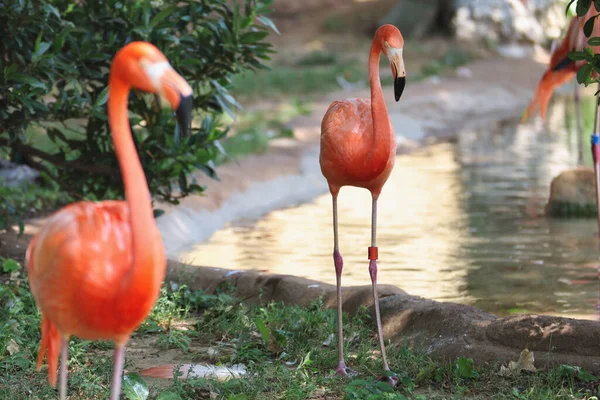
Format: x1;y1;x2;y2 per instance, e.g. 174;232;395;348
0;138;115;176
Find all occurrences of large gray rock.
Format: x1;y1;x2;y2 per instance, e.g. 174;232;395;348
379;294;600;373
166;261;600;373
378;0;565;46
454;0;566;46
378;0;447;39
546;167;597;217
0;160;40;187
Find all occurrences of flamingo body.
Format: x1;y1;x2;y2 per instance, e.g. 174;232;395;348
28;201;164;344
320;98;396;195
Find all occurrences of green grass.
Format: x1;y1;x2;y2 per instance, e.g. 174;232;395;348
1;266;599;399
231;46;474;101
215;99;311;165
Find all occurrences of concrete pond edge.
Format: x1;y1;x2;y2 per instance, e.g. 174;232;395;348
166;260;600;374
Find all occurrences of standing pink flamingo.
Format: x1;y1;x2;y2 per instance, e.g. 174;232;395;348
319;24;405;385
27;42;193;400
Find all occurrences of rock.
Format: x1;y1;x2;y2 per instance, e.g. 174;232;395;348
454;0;566;46
546;167;597;217
167;261;600;374
0;159;40;187
165;260;405;315
378;0;443;39
379;294;600;373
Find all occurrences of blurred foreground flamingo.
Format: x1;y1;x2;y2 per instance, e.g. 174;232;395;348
26;42;193;400
522;5;600;123
319;24;406;385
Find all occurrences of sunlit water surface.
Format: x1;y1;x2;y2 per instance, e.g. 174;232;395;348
182;97;600;320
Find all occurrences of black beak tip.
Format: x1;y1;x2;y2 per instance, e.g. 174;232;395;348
394;76;406;102
176;94;193;136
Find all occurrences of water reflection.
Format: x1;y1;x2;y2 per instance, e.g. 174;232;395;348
182;96;599;320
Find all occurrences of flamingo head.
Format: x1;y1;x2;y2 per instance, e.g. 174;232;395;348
377;24;406;102
110;41;194;135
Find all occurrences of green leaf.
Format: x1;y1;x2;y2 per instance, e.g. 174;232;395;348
178;172;188;192
33;42;51;63
256;16;279;35
150;7;175;28
577;0;593;17
254;317;270;344
2;259;21;273
9;74;47;90
455;357;479;379
569;51;588;61
577;62;593;85
157;391;182;400
559;364;577;378
240;31;269;44
585;15;597;37
33;30;43;60
93;87;109;109
122;373;149;400
589;36;600;46
577;368;598;382
561;365;599;382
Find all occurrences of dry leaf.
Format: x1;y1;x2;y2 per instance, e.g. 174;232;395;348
6;339;19;355
322;333;334;347
267;336;283;354
499;349;537;376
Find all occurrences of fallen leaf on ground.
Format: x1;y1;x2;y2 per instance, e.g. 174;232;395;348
499;349;537;376
140;363;246;381
6;339;19;355
322;333;334;347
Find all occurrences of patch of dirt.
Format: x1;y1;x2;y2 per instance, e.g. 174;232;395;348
124;333;223;389
0;230;34;285
0;217;47;267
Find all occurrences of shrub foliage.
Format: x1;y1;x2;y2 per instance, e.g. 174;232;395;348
0;0;276;204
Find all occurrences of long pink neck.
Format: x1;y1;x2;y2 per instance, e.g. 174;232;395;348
107;77;162;298
368;37;393;167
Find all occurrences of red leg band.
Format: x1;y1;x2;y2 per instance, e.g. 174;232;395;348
368;246;378;260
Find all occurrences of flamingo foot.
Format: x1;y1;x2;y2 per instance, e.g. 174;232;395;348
333;361;358;378
377;372;399;387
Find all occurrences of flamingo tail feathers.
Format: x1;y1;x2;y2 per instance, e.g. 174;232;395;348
522;68;575;123
37;314;62;387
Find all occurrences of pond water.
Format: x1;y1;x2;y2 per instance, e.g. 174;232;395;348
182;96;600;320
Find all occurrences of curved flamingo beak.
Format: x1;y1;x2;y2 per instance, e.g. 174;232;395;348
160;68;194;136
394;76;406;102
387;48;406;102
144;62;194;136
175;94;193;137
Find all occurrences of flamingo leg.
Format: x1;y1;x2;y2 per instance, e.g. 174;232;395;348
369;196;398;386
332;195;355;377
59;338;68;400
575;84;584;165
109;346;125;400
